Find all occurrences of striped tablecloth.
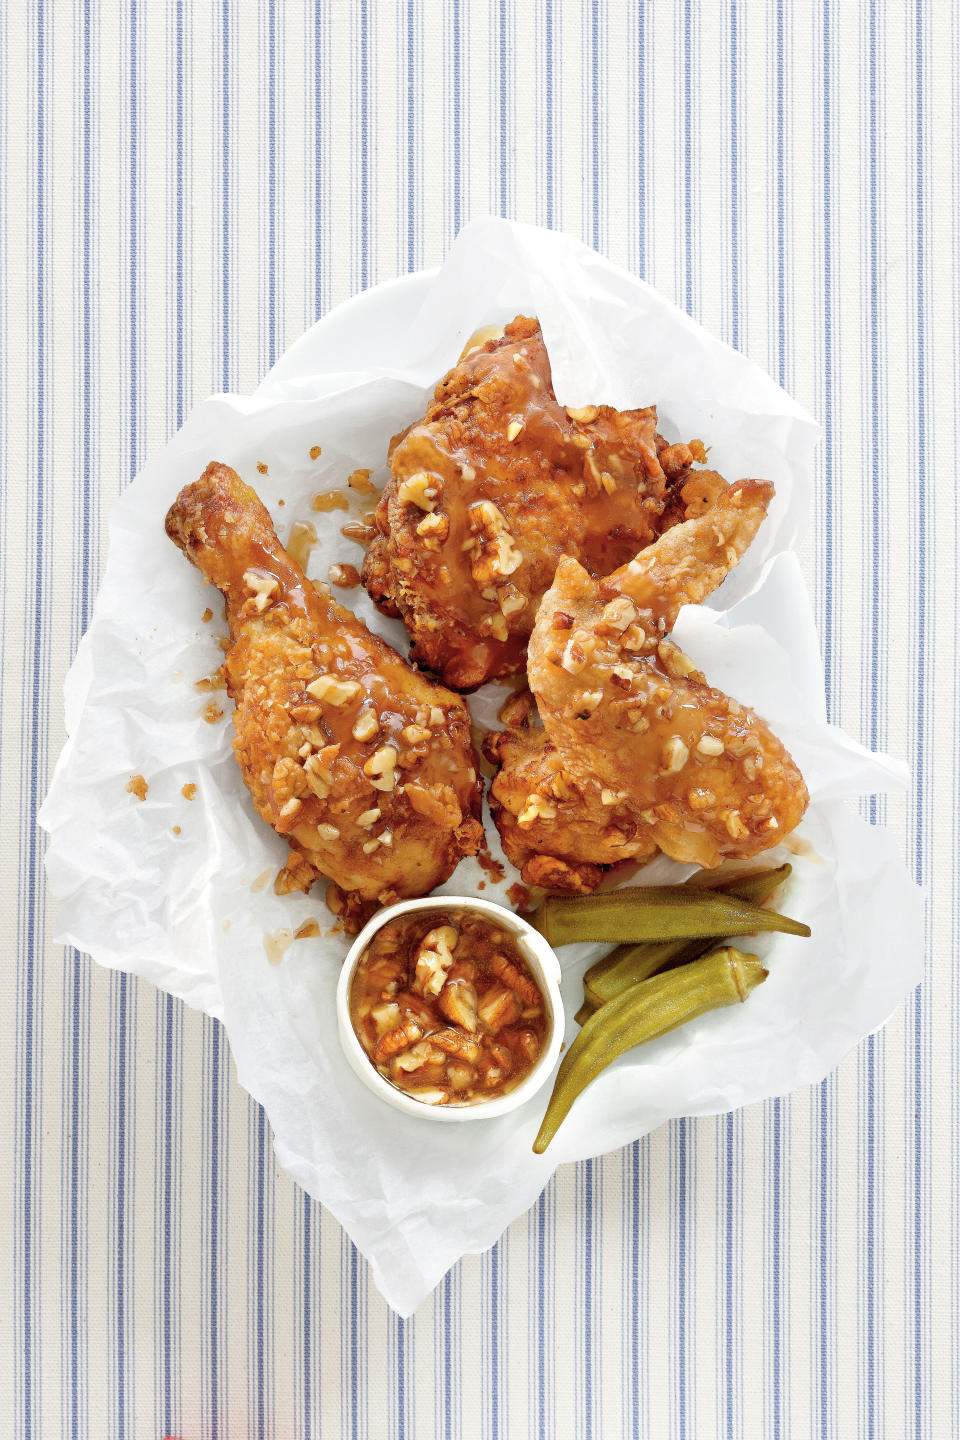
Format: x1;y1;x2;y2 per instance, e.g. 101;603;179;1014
4;1;954;1434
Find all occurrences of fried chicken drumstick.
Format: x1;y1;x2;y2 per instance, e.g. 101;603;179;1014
166;464;483;926
483;480;808;893
363;315;738;690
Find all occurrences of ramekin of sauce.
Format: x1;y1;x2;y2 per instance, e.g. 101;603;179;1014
336;897;564;1121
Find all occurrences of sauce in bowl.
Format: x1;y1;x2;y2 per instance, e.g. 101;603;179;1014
349;907;549;1107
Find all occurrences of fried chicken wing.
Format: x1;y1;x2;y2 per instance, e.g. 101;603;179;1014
483;480;808;891
166;464;483;926
363;315;734;690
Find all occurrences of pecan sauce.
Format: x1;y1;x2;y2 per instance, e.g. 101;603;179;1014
349;909;548;1106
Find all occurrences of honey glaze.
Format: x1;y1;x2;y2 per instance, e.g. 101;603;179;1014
350;908;548;1107
311;490;349;513
287;519;318;569
782;832;822;863
369;316;723;691
264;928;293;964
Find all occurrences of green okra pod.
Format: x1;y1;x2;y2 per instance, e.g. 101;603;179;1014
579;863;792;1016
531;877;809;948
533;947;767;1154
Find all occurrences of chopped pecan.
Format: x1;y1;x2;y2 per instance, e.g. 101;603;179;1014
468;500;522;584
517;793;557;828
373;1017;424;1063
657;639;700;680
438;977;478;1033
242;568;279;612
429;1028;480;1063
404;781;463;830
696;734;724;757
370;1001;401;1037
416;511;449;544
477;986;522;1034
352;708;380;742
396;472;437;511
501;1028;540;1065
274;850;315;895
413;925;459;998
497;688;535;729
660;736;690;774
724;808;749;840
489;952;541;1007
391;1040;446;1074
363;745;398;792
306;674;362;706
598;596;638;635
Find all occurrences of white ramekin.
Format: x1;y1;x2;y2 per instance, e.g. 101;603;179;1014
336;895;565;1122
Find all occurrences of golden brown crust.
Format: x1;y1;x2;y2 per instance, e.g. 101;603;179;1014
363;315;737;689
166;463;484;913
484;483;809;888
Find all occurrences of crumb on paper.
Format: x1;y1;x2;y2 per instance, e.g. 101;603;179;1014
326;875;364;933
287;520;317;568
497;688;536;729
202;701;224;724
506;882;532;913
201;606;213;623
328;562;361;589
347;468;377;495
181;783;197;800
478;847;506;883
340;521;376;546
194;667;226;692
277;498;285;507
294;918;322;940
477;880;486;890
264;928;293;965
256;461;268;474
312;490;348;513
126;774;148;801
309;444;322;460
172;825;182;835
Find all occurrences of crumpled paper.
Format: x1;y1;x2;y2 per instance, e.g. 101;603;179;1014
40;218;922;1316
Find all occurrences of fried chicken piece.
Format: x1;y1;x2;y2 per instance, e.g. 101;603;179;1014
166;464;484;926
483;480;808;891
363;314;732;690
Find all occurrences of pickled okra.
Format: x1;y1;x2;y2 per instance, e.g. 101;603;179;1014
577;864;792;1020
533;948;767;1154
531;880;809;948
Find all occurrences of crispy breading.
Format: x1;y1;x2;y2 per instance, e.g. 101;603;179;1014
484;482;808;888
363;314;732;689
165;464;483;925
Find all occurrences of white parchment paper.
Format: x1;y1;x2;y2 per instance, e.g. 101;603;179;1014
40;219;922;1315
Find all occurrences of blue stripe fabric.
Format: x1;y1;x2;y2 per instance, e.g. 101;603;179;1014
3;0;956;1433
